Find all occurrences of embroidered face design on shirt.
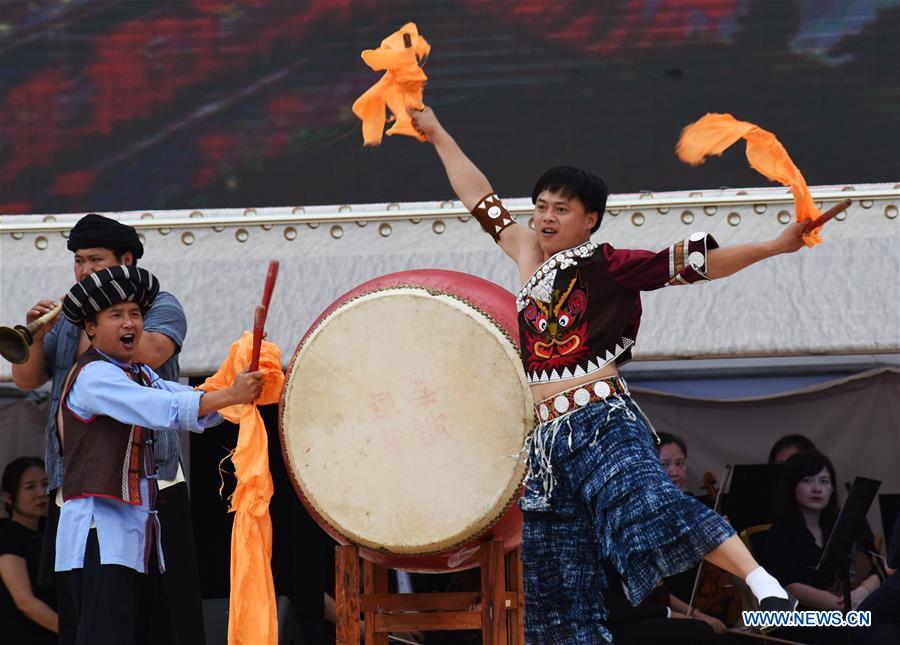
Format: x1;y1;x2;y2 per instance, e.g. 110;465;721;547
521;273;590;373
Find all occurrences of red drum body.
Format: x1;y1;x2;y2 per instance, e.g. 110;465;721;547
279;270;533;572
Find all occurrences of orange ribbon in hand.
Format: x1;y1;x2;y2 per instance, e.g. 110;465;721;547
199;331;284;645
676;113;825;247
352;22;430;145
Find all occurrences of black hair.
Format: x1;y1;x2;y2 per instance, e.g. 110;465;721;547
773;449;838;536
531;166;609;233
656;432;688;458
2;456;45;515
767;434;816;464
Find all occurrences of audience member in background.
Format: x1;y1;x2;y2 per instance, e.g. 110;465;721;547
657;432;689;493
767;434;816;465
655;434;729;635
855;512;900;645
0;457;57;645
762;449;882;644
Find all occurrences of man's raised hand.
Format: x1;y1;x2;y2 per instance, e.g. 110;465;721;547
406;105;443;142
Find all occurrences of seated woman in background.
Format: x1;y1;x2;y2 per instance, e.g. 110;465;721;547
762;449;882;644
656;433;730;635
657;432;689;493
0;457;57;645
657;432;716;508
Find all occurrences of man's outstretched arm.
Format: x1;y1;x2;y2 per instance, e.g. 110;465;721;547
706;220;808;279
408;106;537;264
408;106;491;211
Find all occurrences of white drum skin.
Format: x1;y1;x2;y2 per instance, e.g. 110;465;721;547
279;270;532;571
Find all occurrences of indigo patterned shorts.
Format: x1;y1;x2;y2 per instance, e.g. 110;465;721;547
518;394;735;644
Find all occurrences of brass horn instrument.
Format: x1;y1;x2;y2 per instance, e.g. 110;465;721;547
0;303;62;364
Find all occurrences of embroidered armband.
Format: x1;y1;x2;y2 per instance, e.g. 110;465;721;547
472;193;515;243
666;232;719;285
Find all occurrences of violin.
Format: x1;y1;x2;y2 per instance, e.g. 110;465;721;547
686;468;743;626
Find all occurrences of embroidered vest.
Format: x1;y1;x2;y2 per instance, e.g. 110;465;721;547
59;348;149;504
516;233;718;385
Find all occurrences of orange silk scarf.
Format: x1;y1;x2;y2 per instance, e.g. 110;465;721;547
352;22;430;145
676;113;825;247
199;332;284;645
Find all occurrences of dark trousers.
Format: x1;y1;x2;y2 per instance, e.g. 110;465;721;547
58;529;151;645
45;482;205;645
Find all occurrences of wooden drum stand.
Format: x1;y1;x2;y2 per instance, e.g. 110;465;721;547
335;540;525;644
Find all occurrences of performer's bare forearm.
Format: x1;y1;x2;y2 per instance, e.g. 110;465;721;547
707;220;807;279
706;240;780;279
430;129;493;211
422;112;535;263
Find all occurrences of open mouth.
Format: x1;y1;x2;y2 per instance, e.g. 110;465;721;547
540;227;557;236
120;334;135;348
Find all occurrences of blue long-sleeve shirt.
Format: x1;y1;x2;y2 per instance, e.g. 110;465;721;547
55;350;221;574
42;291;187;491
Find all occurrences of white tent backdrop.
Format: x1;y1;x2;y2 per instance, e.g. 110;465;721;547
2;183;898;379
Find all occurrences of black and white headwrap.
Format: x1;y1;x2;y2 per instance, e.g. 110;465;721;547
62;266;160;325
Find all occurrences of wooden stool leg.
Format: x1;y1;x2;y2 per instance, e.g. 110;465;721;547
506;546;525;645
481;540;507;645
336;545;361;645
364;560;389;645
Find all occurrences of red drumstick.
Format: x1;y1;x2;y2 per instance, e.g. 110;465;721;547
249;305;267;372
248;260;280;371
260;260;280;316
805;198;851;232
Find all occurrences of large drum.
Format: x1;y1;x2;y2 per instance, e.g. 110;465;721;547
279;270;533;571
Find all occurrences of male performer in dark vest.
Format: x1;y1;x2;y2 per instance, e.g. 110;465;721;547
54;265;262;644
11;214;200;643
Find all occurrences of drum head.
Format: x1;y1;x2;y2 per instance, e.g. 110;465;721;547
280;270;532;569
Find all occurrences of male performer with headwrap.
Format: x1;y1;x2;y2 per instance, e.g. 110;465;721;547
53;265;262;644
404;106;800;643
11;214;202;644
